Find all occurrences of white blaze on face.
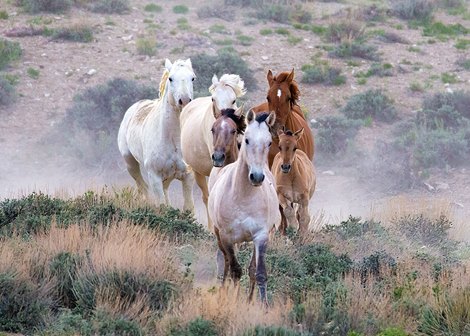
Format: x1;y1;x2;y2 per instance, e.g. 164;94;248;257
277;89;281;100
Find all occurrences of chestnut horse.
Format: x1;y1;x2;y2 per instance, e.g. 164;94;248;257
272;127;316;236
117;58;195;211
251;69;314;168
180;74;246;230
208;110;280;304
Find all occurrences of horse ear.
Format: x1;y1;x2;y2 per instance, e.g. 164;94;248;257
165;59;172;71
212;74;219;86
277;126;285;137
267;112;276;128
294;128;304;140
212;102;221;119
286;68;295;83
267;70;274;85
246;109;255;124
185;58;192;68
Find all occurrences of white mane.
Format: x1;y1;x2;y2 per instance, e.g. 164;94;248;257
209;74;246;98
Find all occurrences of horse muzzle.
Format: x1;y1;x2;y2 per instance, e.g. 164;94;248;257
281;164;291;174
249;172;265;186
212;152;225;167
178;96;192;107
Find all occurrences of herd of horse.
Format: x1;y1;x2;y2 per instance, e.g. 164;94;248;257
117;58;317;304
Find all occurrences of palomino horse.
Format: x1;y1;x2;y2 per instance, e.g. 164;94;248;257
251;69;314;168
207;107;245;192
272;127;316;237
117;58;195;211
208;110;281;304
180;74;246;230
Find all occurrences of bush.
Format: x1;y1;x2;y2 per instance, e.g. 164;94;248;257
301;63;346;86
190;48;256;98
356;251;397;284
326;21;365;43
89;0;129;14
173;5;189;14
170;317;218;336
340;89;397;122
324;216;386;240
421;90;470;120
51;24;94;42
93;310;144;336
393;214;452;247
0;38;22;70
73;269;177;316
391;0;435;22
143;3;162;12
50;252;81;308
197;4;233;21
136;37;157;56
312;115;362;155
354;62;394;78
0;271;52;333
329;41;380;61
377;328;410;336
242;325;302;336
17;0;72;13
0;75;16;106
255;5;291;23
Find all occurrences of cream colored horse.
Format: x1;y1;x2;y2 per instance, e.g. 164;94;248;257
272;127;316;237
117;58;195;211
208;110;281;304
180;74;246;230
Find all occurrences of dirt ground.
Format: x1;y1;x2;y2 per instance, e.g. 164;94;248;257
1;0;469;238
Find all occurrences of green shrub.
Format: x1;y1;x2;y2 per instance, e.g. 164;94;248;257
301;63;346;86
0;38;22;70
237;34;254;46
197;4;233;21
356;251;397;284
93;310;144;336
0;10;9;19
341;89;397;122
423;21;468;38
329;41;380;61
136;37;157;56
51;25;94;42
17;0;72;13
291;6;312;24
27;67;40;79
144;3;162;12
50;252;81;308
42;309;92;335
0;75;16;106
441;72;458;84
393;214;452;246
57;77;156;166
416;104;464;130
190;48;256;97
0;271;52;333
170;317;218;336
260;28;273;35
89;0;129;14
391;0;435;22
173;5;188;14
312;115;362;155
456;58;470;70
256;5;291;23
324;216;386;239
326;21;365;43
377;328;410;336
422;90;470;119
242;325;302;336
354;62;394;78
73;269;176;316
455;38;470;50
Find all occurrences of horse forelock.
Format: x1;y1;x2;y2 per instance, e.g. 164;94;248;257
221;108;246;134
210;74;246;97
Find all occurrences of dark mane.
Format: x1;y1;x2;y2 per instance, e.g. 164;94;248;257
284;129;294;136
221;108;246;134
273;71;300;105
255;112;270;124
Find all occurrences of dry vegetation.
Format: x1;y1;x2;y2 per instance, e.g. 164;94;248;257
1;0;470;334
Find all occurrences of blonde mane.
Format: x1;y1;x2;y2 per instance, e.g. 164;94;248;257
158;69;170;98
209;74;246;98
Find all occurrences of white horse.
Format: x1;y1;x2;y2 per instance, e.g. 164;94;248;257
117;58;195;211
208;110;281;304
180;74;246;230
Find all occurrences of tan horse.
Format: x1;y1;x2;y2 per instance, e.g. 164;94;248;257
272;127;316;236
208;110;280;304
252;69;314;168
180;74;246;230
117;58;195;211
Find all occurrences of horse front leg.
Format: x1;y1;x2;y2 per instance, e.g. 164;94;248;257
147;171;165;207
194;172;212;232
279;194;298;234
248;246;257;302
181;169;195;213
298;197;310;237
254;237;269;305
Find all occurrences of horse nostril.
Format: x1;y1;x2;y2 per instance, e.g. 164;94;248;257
188;98;192;102
249;173;254;181
260;175;265;182
178;98;183;105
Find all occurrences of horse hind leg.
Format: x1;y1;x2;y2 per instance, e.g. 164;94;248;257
248;247;257;302
123;154;148;198
298;199;311;237
254;237;269;306
180;169;195;213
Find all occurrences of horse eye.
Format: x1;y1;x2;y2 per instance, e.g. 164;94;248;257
278;146;281;150
211;128;214;133
231;129;236;134
192;77;195;81
169;77;173;82
268;142;272;147
211;97;214;102
232;100;236;105
294;147;297;151
266;96;270;102
245;139;249;145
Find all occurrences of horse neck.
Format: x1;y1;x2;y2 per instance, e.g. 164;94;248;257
232;147;251;189
153;89;182;142
225;138;239;165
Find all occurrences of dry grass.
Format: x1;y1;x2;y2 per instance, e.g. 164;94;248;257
156;284;292;335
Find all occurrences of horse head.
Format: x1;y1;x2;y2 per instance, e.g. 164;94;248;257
277;127;304;174
210;74;246;118
265;69;300;127
165;58;195;108
211;106;245;167
244;109;275;186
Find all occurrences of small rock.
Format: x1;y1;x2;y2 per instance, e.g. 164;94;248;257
446;87;453;93
41;53;47;57
424;182;435;191
87;69;97;76
310;118;317;124
122;34;133;41
44;93;50;98
65;70;73;77
435;182;449;191
322;170;335;176
261;56;269;61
